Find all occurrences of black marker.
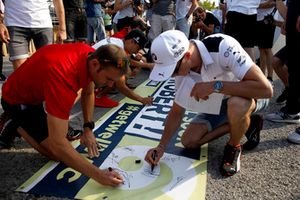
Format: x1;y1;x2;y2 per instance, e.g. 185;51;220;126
151;150;157;172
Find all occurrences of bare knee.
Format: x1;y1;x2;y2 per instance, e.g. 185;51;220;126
181;123;208;149
227;97;255;122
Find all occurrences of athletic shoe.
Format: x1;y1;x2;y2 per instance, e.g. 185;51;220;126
276;88;288;105
0;119;18;149
66;126;83;141
265;111;300;124
95;95;119;108
0;112;10;134
267;76;274;87
220;144;242;176
287;127;300;144
243;114;263;150
0;73;6;81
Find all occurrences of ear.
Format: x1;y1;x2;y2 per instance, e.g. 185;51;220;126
184;51;191;60
90;58;101;72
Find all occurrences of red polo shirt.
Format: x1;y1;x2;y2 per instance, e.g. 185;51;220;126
2;43;94;120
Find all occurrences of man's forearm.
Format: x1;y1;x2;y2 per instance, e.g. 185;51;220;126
159;105;184;149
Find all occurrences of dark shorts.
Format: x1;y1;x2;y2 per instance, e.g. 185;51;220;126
225;11;257;48
274;46;287;64
256;20;276;48
1;99;48;143
7;26;53;61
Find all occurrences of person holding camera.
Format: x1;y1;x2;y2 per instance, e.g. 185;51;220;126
189;6;221;40
256;0;277;83
113;0;143;31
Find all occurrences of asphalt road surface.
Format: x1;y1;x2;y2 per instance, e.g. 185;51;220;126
0;56;299;200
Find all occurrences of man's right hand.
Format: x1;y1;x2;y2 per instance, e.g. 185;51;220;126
0;24;10;43
144;145;164;166
98;168;124;186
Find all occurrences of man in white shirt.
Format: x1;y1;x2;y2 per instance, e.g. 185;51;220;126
144;30;273;176
224;0;260;61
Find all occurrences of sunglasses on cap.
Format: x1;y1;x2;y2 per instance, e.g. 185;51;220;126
99;57;131;69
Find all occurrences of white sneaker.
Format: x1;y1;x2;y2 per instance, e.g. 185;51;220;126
287;127;300;144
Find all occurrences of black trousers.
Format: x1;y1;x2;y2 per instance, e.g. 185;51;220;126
284;0;300;114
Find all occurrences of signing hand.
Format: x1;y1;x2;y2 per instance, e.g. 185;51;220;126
98;168;124;186
144;146;164;166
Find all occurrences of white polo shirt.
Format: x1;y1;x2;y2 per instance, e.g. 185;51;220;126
226;0;260;15
175;33;254;91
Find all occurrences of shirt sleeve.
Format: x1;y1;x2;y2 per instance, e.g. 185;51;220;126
219;36;255;80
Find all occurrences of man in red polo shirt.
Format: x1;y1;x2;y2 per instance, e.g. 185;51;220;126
0;43;127;186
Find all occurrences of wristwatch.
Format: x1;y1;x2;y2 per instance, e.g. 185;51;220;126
83;121;95;130
213;81;223;93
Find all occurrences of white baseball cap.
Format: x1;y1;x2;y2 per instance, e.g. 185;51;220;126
92;37;124;50
149;30;190;81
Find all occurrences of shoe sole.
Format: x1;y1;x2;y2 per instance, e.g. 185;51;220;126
275;101;286;106
266;119;300;124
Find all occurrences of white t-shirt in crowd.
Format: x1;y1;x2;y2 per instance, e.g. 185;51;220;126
227;0;260;15
4;0;52;28
257;0;276;21
175;0;192;20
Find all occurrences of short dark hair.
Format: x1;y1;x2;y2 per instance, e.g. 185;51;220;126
89;44;128;75
130;18;147;32
124;29;148;49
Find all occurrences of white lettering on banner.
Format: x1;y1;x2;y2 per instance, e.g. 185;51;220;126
125;79;176;139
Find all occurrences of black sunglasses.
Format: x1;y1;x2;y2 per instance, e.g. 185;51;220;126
99;57;130;69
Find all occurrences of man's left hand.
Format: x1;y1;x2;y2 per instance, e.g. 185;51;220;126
80;130;100;158
190;82;212;101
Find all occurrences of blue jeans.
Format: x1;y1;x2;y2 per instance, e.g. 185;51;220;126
65;8;87;40
87;17;106;44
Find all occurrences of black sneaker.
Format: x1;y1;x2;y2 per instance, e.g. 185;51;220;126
276;88;288;105
0;73;6;81
243;114;263;150
66;126;83;141
0;119;18;149
0;112;11;133
220;144;242;176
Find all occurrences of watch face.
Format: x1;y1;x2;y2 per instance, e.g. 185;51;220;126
214;81;223;91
